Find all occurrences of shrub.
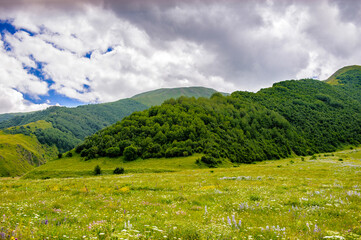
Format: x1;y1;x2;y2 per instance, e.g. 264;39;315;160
94;165;101;175
66;152;73;157
200;155;221;168
113;167;125;174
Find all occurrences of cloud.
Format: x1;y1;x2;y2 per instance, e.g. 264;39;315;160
0;0;361;114
1;5;230;110
0;85;49;114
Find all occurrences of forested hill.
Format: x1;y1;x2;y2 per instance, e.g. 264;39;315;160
0;99;148;153
0;87;223;153
77;66;361;164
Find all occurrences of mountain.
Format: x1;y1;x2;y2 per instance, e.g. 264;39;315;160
76;66;361;167
131;87;227;107
0;112;31;123
0;87;224;176
0;99;148;153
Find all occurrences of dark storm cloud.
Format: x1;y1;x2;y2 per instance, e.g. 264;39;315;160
101;0;360;88
100;0;309;88
330;0;361;23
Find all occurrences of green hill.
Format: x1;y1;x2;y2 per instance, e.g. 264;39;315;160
0;87;223;177
324;65;361;85
0;99;148;153
0;87;224;154
74;66;361;169
0;121;57;177
131;86;227;107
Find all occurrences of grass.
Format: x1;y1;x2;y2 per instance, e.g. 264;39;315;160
1;148;361;239
22;153;235;179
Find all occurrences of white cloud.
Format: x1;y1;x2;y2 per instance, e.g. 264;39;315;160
1;4;229;110
1;0;361;114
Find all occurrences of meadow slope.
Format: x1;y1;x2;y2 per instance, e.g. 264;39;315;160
0;147;361;239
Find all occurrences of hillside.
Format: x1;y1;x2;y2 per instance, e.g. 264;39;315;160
0;87;222;153
131;87;226;107
0;121;57;177
324;65;361;85
0;87;223;177
75;66;361;167
0;112;31;123
233;78;361;153
0;99;148;153
77;94;303;164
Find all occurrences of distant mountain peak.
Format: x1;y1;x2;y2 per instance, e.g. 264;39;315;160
131;86;227;107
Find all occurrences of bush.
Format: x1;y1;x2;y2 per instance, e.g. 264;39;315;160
66;152;73;157
200;155;221;168
123;145;138;161
113;167;125;174
94;165;101;175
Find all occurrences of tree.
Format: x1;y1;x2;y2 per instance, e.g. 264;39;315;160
106;147;121;158
94;165;101;175
123;145;138;161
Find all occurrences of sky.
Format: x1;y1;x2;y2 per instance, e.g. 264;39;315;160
0;0;360;114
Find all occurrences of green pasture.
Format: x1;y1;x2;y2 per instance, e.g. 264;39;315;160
1;148;361;239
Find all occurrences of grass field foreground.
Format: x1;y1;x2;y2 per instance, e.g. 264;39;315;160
1;149;361;239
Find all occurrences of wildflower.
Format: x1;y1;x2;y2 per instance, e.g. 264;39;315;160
227;216;232;226
205;205;208;215
314;224;321;232
232;215;238;228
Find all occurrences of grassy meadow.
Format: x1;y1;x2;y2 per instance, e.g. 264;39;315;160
1;148;361;239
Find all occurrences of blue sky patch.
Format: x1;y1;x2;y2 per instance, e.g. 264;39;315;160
23;89;85;107
0;20;17;51
0;20;88;108
0;20;16;34
84;50;93;59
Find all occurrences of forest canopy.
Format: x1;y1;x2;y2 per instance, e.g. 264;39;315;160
77;69;361;164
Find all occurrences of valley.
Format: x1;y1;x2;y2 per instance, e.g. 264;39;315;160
1;67;361;239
